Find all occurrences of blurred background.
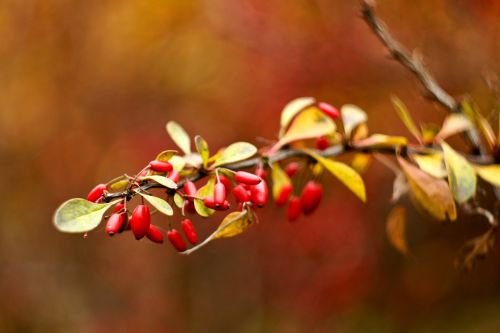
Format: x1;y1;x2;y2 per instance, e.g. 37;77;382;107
0;0;499;332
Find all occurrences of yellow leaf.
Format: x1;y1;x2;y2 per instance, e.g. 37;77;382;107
106;176;130;192
155;150;178;162
212;142;257;167
474;164;500;187
421;123;441;145
213;211;252;239
391;96;422;142
279;97;316;137
461;99;496;150
412;153;447;178
166;121;191;154
274;106;336;151
435;114;472;141
397;156;456;221
441;142;477;203
341;104;368;138
351;153;372;174
194;177;215;217
142;175;178;189
194;135;210;168
169;155;186;172
353;134;407;149
386;205;409;256
271;163;291;200
306;149;366;202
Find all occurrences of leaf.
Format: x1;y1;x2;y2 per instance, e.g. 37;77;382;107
455;228;495;271
183;153;202;168
412;153;447;178
391;96;422;142
138;193;173;216
53;199;115;233
194;177;215;217
212;142;258;167
351;153;372;174
107;177;129;192
435;114;472;141
173;193;185;209
386;205;409;256
142;175;178;189
166;121;191;154
474;164;500;187
195;135;210;169
421;123;441;145
271;163;291;201
461;98;496;150
441;142;477;203
397;156;456;221
169;155;186;172
306;149;366;202
391;172;409;203
353;134;407;149
213;210;252;239
341;104;368;138
155;150;178;162
279;97;316;137
275;106;336;150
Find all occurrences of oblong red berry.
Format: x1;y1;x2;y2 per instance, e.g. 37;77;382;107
184;200;196;213
214;182;226;206
233;185;250;203
285;162;300;178
131;204;151;240
86;183;106;202
149;160;173;173
106;213;125;235
181;219;198;245
235;171;261;185
251;180;268;207
168;229;187;252
203;197;217;209
319;102;340;120
287;196;302;222
275;183;293;206
219;175;232;192
300;181;323;215
316;136;329;150
113;202;125;213
183;180;197;198
167;169;180;183
146;224;164;244
218;200;230;210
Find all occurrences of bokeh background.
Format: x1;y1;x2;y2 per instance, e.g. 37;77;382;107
1;0;499;332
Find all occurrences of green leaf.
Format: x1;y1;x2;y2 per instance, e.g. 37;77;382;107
138;193;173;216
53;199;115;233
397;156;456;221
173;193;185;209
107;178;129;192
441;141;477;203
386;205;409;256
212;142;258;167
474;164;500;187
279;97;316;137
274;106;336;150
142;175;178;189
435;114;472;141
340;104;368;138
166;121;191;154
194;177;216;217
306;149;366;202
195;135;210;169
271;163;291;201
155;150;178;162
391;96;422;142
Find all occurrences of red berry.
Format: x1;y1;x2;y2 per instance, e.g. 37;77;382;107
149;160;173;173
275;183;293;206
219;200;230;210
219;175;232;192
167;169;180;183
146;224;164;244
284;162;300;178
233;185;250;203
203;197;217;209
214;181;226;207
181;219;198;245
113;202;125;213
251;179;268;207
184;200;196;214
235;171;261;185
131;205;151;240
106;213;125;235
300;181;323;215
183;180;197;198
168;229;187;252
318;102;340;120
255;166;267;178
86;183;106;202
287;196;302;222
316;136;329;150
